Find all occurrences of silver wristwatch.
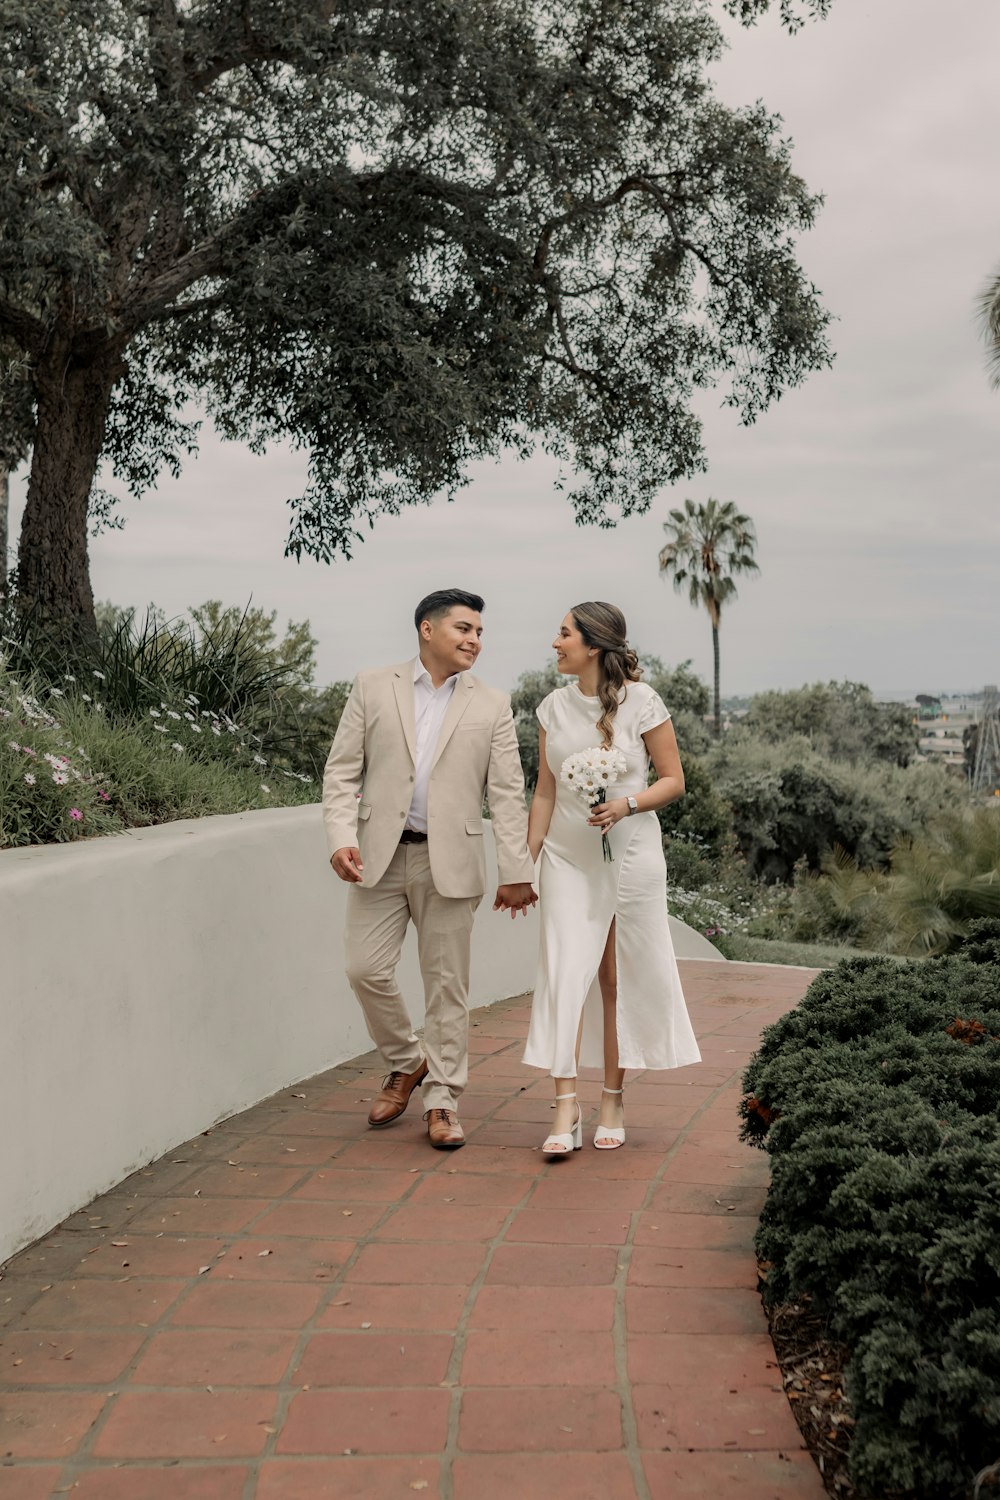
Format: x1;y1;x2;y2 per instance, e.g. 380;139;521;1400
626;796;638;816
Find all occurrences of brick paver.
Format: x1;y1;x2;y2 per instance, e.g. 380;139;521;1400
0;959;825;1499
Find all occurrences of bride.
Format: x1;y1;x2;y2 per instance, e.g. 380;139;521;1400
522;601;701;1154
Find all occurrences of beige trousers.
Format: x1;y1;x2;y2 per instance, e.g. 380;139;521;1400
344;842;481;1112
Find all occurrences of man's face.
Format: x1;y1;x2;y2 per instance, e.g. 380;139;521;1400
421;607;483;674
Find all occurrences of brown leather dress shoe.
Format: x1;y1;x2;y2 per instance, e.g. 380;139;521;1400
367;1060;429;1128
425;1108;465;1150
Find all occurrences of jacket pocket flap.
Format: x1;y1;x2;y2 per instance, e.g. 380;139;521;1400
465;817;484;836
358;803;373;821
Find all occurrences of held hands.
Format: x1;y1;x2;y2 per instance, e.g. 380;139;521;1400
587;798;629;832
493;882;538;919
331;847;364;883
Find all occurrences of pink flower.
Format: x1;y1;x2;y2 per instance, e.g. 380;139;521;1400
69;808;83;822
97;789;110;802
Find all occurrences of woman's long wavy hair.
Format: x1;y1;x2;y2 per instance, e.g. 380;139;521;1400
570;601;642;748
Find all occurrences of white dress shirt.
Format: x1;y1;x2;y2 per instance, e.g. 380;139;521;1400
405;657;459;833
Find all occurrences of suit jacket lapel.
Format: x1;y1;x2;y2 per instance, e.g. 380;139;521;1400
391;663;417;765
431;673;475;769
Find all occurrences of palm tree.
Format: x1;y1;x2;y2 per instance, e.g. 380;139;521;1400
658;497;759;737
979;265;1000;387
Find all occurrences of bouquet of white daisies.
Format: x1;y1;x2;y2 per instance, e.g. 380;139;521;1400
560;747;628;861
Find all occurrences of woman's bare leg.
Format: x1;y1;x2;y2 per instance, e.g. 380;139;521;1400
597;919;625;1139
550;1000;588;1143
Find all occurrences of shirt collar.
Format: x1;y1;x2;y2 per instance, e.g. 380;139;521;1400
413;656;460;693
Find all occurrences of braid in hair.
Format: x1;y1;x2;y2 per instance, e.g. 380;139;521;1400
570;602;642;748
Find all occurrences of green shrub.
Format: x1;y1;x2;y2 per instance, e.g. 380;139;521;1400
658;754;733;861
708;732;962;882
0;649;315;848
2;597;350;783
741;922;1000;1497
781;812;1000;957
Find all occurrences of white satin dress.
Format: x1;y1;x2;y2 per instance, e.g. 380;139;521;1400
523;681;701;1077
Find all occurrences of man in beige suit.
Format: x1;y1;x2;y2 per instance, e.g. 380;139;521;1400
323;589;536;1150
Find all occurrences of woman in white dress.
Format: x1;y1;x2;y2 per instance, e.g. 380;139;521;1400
523;602;701;1155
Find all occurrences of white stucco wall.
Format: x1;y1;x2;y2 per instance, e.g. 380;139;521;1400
0;805;719;1263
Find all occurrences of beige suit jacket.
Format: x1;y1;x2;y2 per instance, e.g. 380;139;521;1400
322;660;535;898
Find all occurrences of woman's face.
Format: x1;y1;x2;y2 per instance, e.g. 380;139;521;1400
552;613;592;677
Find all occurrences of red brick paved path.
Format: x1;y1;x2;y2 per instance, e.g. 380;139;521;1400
0;960;826;1500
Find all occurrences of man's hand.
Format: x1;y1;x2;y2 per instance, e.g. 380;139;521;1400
493;882;538;919
331;847;364;883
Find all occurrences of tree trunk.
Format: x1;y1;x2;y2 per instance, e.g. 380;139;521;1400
16;348;122;635
712;621;721;738
0;466;8;600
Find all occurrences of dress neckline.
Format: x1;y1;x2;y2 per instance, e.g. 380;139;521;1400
569;682;628;705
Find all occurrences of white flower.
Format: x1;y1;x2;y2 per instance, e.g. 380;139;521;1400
184;711;196;722
149;708;162;718
23;772;35;786
211;725;222;736
153;724;168;733
260;784;270;794
559;748;627;807
50;687;64;698
8;739;20;751
189;723;202;734
82;693;92;703
252;753;267;766
172;742;184;753
200;710;211;719
92;670;105;680
64;673;76;683
166;710;181;721
52;770;68;785
185;693;200;705
43;753;62;767
94;703;103;713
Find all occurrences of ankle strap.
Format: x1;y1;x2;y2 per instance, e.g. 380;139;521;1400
554;1092;577;1100
602;1087;623;1095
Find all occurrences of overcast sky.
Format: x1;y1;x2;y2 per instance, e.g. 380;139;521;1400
9;0;1000;698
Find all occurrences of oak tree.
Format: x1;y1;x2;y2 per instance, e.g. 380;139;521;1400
1;0;832;631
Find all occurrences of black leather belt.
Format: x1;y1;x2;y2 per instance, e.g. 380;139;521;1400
399;829;428;844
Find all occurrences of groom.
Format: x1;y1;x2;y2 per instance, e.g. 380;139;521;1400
323;589;536;1149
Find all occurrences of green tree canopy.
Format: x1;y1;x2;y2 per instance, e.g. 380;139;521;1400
2;0;831;631
744;681;918;767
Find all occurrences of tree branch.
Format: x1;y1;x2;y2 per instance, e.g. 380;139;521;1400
184;0;337;94
121;229;228;328
144;291;226;325
0;298;46;354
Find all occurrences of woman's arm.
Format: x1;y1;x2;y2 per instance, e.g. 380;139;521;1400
527;728;557;861
586;719;685;829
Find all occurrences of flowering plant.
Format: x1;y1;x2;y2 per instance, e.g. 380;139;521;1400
560;746;628;861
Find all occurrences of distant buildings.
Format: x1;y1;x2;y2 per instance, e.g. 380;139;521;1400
912;693;982;776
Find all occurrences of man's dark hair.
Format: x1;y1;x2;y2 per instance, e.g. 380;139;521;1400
414;589;485;629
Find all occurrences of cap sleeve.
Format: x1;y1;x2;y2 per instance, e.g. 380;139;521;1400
638;687;671;735
535;692;555;734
